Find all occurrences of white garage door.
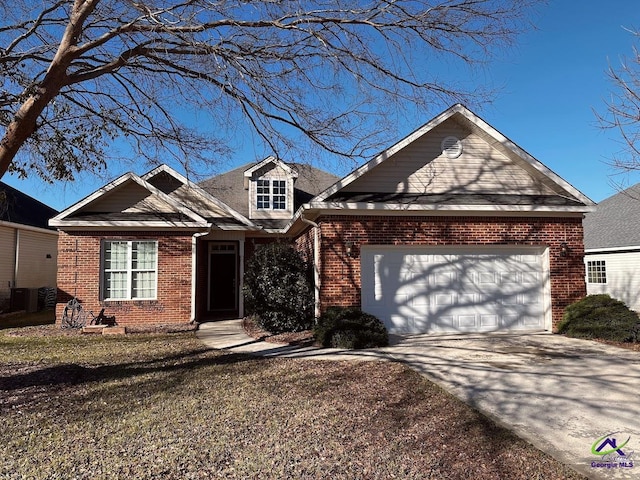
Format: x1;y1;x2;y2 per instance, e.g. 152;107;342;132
361;246;550;334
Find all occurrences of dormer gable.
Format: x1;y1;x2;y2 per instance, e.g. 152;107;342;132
243;156;298;220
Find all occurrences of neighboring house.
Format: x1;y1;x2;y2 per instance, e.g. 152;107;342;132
0;182;58;312
583;183;640;311
50;104;595;333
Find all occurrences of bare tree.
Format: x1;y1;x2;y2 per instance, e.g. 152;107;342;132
0;0;538;182
597;28;640;183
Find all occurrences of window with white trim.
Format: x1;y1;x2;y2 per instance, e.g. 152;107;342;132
586;260;607;284
103;240;158;300
256;179;286;210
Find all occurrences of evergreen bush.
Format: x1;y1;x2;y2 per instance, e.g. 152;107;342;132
314;307;388;349
558;294;639;342
243;242;314;334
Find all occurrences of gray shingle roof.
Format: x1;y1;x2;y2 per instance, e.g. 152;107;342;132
583;183;640;249
198;162;339;219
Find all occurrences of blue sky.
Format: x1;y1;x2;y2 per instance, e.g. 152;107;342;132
3;0;640;211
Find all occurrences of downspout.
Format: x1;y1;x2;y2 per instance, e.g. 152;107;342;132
191;229;211;323
300;216;321;319
12;228;19;289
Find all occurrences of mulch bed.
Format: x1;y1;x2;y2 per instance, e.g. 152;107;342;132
242;317;316;345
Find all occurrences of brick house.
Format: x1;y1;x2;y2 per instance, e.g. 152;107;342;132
50;104;595;333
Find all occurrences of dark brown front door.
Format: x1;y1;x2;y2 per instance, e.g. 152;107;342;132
209;242;238;312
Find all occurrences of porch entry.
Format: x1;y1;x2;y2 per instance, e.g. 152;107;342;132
208;242;238;313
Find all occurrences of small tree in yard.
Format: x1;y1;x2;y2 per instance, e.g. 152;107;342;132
243;242;313;334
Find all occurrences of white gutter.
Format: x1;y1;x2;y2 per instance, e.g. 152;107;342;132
191;228;212;323
1;220;59;236
300;216;321;319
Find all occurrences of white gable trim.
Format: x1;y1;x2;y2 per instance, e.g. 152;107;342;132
50;171;209;228
243;156;299;179
313;104;594;207
142;164;255;228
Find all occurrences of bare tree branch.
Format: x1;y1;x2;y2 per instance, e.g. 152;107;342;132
1;0;541;182
596;28;640;188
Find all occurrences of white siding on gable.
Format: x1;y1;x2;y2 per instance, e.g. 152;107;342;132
84;182;176;214
340;122;557;196
585;251;640;311
0;226;16;305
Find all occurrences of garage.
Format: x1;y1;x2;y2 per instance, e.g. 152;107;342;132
361;246;551;334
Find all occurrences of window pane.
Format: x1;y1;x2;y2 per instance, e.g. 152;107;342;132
132;241;157;270
104;271;128;299
257;195;270;209
272;180;286;195
587;260;606;284
257;179;270;194
104;241;128;270
132;271;156;298
273;195;286;209
273;180;286;209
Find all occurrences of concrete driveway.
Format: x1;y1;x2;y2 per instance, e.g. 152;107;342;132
198;321;640;479
385;332;640;480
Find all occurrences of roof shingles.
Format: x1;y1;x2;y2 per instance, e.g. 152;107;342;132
583;184;640;249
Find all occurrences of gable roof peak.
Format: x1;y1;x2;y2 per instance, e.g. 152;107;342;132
243;156;299;178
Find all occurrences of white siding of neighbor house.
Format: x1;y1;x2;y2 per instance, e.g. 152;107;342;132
341;122;558;196
15;229;58;290
0;225;57;308
585;251;640;311
0;226;16;305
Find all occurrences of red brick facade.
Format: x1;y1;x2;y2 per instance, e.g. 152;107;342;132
55;231;193;326
313;215;586;331
55;215;586;331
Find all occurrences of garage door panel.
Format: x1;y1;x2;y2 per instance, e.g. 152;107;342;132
480;314;499;327
458;315;477;328
362;247;548;334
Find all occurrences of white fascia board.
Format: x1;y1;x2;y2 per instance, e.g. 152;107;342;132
142;164;255;227
313;104;595;208
306;201;593;214
585;246;640;254
51;170;208;226
242;156;298;178
0;220;59;236
49;220;211;229
50;172;138;222
457;108;596;207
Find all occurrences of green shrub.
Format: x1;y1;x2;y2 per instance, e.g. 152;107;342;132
314;307;388;349
558;294;639;342
243;242;314;334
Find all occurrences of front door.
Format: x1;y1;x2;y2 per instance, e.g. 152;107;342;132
208;242;238;312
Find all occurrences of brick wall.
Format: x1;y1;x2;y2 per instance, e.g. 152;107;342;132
314;215;586;331
56;231;193;326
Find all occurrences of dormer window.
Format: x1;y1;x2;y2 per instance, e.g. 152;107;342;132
257;179;287;210
244;156;297;220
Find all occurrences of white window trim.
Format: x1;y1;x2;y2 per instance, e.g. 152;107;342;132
586;260;607;284
102;240;158;301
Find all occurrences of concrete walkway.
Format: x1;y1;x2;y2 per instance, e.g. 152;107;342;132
197;320;640;480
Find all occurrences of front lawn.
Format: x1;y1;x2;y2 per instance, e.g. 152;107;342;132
0;328;585;479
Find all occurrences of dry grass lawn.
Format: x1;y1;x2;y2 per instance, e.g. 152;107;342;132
0;326;586;479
